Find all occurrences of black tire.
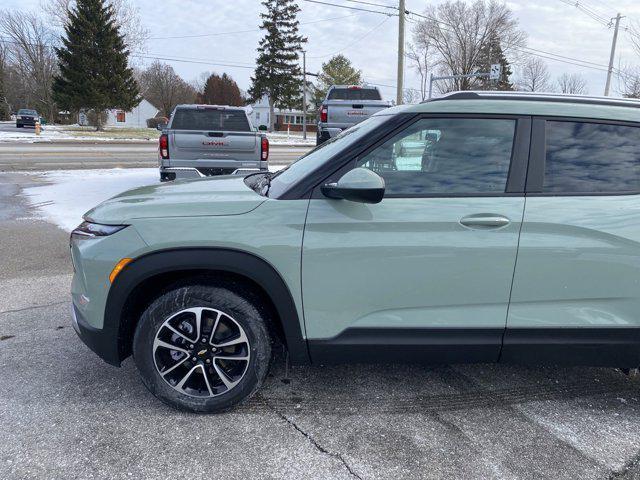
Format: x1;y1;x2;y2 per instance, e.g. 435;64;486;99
133;281;272;413
16;123;22;128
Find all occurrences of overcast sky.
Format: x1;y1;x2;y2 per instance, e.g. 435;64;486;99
5;0;640;100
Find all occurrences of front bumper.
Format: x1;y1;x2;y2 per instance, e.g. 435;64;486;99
71;302;121;366
18;118;37;126
70;225;149;367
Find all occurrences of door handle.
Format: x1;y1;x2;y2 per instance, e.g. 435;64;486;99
460;214;510;229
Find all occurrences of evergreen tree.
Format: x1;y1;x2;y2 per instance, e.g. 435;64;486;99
475;33;513;91
53;0;140;130
248;0;306;131
201;73;243;106
313;54;362;105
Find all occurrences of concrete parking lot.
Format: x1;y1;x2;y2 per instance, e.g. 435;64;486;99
2;167;640;479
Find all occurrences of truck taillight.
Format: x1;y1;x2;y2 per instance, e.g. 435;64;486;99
320;106;327;123
261;136;269;161
159;133;169;159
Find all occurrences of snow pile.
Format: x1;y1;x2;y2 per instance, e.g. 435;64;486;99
22;166;285;231
23;168;159;231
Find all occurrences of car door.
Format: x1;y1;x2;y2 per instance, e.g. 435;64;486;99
504;118;640;367
302;115;530;364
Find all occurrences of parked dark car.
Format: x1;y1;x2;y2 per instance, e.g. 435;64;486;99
16;109;39;128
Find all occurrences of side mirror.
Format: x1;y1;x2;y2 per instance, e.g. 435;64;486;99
156;123;167;131
321;167;385;204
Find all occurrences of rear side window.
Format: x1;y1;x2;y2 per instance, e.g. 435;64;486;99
544;121;640;193
328;88;381;101
171;108;251;132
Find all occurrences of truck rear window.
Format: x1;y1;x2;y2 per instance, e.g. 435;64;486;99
171;108;251;131
328;88;381;101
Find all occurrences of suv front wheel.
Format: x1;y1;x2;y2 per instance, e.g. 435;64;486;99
133;282;272;413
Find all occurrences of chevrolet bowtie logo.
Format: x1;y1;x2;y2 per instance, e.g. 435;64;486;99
197;349;207;356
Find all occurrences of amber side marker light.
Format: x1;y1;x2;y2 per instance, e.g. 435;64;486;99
109;258;133;283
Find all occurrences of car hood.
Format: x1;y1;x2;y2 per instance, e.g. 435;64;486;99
84;175;266;224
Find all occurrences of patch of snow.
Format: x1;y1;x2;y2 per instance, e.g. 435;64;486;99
266;132;315;145
22;166;285;231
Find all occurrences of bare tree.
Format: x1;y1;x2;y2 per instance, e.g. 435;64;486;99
41;0;148;53
402;88;420;105
139;60;196;117
516;57;551;92
0;10;58;121
617;67;640;98
406;42;431;101
411;0;526;93
556;73;587;94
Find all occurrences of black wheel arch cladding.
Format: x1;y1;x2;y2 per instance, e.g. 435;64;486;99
105;247;311;366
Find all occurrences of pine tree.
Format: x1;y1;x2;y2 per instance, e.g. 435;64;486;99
475;33;513;91
313;54;362;105
248;0;307;131
53;0;140;130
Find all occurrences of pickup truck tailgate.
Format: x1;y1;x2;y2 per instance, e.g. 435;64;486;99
172;131;257;156
326;101;389;125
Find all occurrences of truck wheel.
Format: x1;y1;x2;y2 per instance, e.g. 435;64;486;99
133;282;272;413
316;130;323;146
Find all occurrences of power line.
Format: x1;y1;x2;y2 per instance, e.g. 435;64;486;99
405;11;615;73
148;13;364;40
342;0;397;10
300;0;397;16
557;0;612;26
307;15;391;59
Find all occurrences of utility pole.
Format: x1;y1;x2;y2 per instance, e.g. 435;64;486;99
302;50;307;140
396;0;405;105
604;13;622;96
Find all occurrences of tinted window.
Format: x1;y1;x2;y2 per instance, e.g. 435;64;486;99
328;88;381;101
266;115;392;198
171;108;251;132
18;109;37;115
355;118;515;196
544;121;640;193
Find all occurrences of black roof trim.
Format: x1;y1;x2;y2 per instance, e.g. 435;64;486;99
424;91;640;109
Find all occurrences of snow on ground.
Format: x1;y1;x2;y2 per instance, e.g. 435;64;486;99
266;132;315;145
22;166;284;231
22;168;159;231
0;126;76;143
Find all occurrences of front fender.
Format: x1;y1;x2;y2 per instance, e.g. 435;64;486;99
105;247;310;365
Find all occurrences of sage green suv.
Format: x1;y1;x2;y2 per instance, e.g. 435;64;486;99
71;91;640;413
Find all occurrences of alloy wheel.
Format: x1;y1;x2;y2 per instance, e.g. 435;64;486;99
153;307;250;398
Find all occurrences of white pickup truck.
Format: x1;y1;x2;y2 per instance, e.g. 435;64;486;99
316;85;390;145
158;104;269;181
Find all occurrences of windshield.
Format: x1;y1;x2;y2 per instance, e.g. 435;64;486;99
18;109;37;115
264;114;392;198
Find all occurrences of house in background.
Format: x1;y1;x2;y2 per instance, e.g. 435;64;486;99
247;94;316;132
78;98;159;128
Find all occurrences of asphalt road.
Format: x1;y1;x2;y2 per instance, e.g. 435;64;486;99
0;122;312;170
3;172;640;479
0;142;310;171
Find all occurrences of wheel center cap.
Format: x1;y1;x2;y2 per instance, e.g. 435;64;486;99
197;348;207;357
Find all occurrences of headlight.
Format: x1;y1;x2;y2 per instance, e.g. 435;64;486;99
71;221;127;238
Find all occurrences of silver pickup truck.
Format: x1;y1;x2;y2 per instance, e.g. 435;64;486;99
316;85;390;145
159;104;268;181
